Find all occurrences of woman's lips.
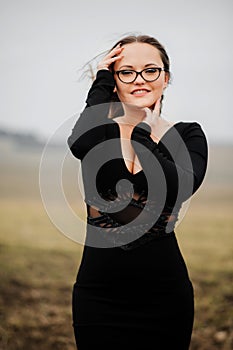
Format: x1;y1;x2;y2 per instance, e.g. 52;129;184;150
131;89;150;97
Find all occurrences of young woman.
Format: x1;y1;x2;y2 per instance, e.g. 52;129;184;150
68;34;208;350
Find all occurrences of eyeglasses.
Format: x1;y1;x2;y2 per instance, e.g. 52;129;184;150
114;67;167;84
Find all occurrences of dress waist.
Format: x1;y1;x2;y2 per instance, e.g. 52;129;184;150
87;214;176;251
86;190;179;250
87;203;178;250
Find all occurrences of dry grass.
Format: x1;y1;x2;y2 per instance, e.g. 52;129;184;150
176;185;233;350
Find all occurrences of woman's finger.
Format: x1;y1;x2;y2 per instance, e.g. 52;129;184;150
142;107;153;124
144;107;151;117
105;46;123;59
153;97;162;116
106;55;124;63
97;45;124;70
97;54;124;70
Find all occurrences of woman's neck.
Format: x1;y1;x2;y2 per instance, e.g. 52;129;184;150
118;106;147;126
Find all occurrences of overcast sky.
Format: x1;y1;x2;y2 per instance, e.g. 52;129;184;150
1;0;233;144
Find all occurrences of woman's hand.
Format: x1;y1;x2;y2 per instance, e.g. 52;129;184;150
142;97;174;144
97;44;124;71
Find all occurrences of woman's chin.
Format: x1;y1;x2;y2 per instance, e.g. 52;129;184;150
122;99;156;111
132;98;156;110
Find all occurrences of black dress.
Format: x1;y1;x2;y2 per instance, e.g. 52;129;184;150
68;70;208;350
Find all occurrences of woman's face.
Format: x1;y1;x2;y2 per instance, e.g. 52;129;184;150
113;42;169;110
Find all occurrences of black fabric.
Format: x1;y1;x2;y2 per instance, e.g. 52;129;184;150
68;69;208;349
72;238;194;350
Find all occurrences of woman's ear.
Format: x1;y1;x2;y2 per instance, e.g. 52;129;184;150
163;72;170;89
113;86;117;93
163;79;169;90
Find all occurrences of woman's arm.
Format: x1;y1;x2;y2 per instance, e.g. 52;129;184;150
68;44;124;160
67;70;115;160
131;121;208;205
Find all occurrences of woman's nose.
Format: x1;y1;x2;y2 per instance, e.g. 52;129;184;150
134;73;145;84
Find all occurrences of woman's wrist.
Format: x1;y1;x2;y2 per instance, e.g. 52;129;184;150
97;67;109;71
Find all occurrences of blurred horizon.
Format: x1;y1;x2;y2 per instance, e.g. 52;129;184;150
0;122;232;147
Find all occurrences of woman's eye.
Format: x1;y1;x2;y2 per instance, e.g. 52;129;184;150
145;68;158;74
121;70;134;75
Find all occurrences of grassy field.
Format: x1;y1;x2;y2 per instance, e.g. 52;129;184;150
0;141;232;349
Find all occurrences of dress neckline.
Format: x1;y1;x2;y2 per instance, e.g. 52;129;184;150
111;119;183;177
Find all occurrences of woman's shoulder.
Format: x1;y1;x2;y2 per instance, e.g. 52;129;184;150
172;121;208;154
174;120;207;137
174;120;203;128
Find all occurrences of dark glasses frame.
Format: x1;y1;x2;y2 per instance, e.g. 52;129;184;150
114;67;167;83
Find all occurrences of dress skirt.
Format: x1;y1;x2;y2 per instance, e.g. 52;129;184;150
72;232;194;350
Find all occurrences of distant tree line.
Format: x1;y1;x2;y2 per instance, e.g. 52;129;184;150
0;128;63;149
0;127;44;149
